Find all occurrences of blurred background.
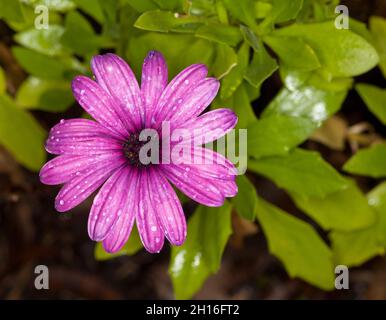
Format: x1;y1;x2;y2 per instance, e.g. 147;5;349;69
0;0;386;299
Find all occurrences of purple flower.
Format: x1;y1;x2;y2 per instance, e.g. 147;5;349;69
39;51;238;253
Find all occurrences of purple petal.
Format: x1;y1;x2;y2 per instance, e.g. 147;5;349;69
167;78;220;127
152;64;208;127
141;51;168;127
72;76;132;136
55;157;126;212
89;167;135;242
148;168;186;246
91;53;143;130
45;119;123;155
40;152;122;185
102;169;139;253
161;164;225;207
174;108;238;144
136;169;164;253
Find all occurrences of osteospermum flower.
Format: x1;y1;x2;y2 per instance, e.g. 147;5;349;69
39;51;238;253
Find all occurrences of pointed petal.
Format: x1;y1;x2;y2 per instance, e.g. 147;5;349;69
54;157;126;212
40;152;122;185
141;51;168;128
175;108;238;144
161;164;225;207
45;119;123;155
148;168;186;246
136;169;164;253
72;76;132;136
91;53;143;130
89;167;135;242
102;169;139;253
152;64;208;127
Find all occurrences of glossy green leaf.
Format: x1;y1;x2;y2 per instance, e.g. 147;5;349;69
249;149;348;197
0;95;46;171
14;25;66;56
262;85;347;126
356;84;386;125
195;23;242;46
0;67;5;94
232;175;258;220
248;115;315;159
343;144;386;178
134;10;203;33
273;21;379;78
292;180;376;231
12;47;66;79
330;182;386;266
16;77;73;112
256;199;334;290
0;0;24;22
264;35;320;71
220;42;249;100
211;44;237;79
94;228;143;260
222;0;257;27
270;0;303;23
245;42;278;88
23;0;76;12
169;203;232;299
61;11;101;56
370;16;386;77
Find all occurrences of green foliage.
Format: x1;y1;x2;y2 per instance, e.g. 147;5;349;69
1;0;385;297
343;144;386;178
256;198;334;290
169;202;233;299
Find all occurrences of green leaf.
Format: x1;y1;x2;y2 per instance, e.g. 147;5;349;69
23;0;76;12
123;0;159;12
270;0;303;23
134;10;203;33
232;175;258;220
247;115;315;159
291;180;376;231
151;0;182;11
0;66;5;94
195;23;242;46
254;1;272;19
356;84;386;125
14;25;66;56
73;0;104;22
343;144;386;178
370;16;386;77
256;199;334;290
61;11;101;56
222;0;257;28
264;35;320;71
16;77;73;112
0;0;24;22
240;25;259;52
273;21;379;78
245;42;278;88
0;95;46;171
220;42;249;100
330;182;386;267
262;85;347;126
249;149;348;197
12;47;66;79
169;203;232;299
211;44;237;79
94;228;143;260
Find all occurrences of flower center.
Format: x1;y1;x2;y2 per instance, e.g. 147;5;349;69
123;133;150;167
